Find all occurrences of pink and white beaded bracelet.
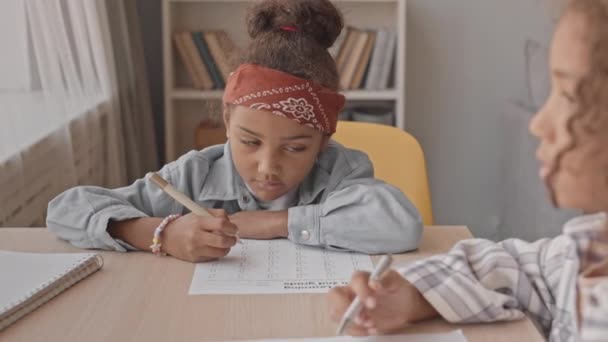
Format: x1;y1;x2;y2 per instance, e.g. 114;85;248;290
150;214;181;256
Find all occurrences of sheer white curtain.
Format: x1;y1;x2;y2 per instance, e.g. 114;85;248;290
0;0;158;227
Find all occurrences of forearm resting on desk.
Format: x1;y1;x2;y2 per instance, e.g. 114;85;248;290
108;217;162;251
365;275;440;332
229;210;288;239
404;281;440;323
108;214;237;262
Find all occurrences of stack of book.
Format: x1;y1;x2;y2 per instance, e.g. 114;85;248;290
340;101;395;126
333;27;397;91
350;105;394;125
173;31;237;90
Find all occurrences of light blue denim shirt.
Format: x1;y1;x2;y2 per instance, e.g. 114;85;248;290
47;141;422;254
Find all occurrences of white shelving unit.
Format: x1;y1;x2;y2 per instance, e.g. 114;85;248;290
163;0;407;161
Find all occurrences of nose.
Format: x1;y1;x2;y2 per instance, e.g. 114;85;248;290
529;106;555;143
256;147;280;178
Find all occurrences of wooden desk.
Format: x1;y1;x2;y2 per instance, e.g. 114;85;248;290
0;226;544;342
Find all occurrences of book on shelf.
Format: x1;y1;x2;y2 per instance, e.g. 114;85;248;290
173;32;213;90
350;30;376;89
329;28;348;60
173;30;239;91
340;30;369;90
203;31;232;82
335;27;357;80
333;27;397;91
365;30;397;90
215;31;239;68
345;103;395;126
191;32;225;89
174;26;396;92
364;29;387;90
376;30;397;90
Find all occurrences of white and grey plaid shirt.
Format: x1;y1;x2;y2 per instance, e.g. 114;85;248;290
400;212;608;342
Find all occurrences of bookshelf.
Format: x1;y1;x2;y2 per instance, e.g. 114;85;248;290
163;0;407;161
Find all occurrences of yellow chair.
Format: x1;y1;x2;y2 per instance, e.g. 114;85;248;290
332;121;433;225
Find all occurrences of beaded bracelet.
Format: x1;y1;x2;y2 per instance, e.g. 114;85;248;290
150;214;181;256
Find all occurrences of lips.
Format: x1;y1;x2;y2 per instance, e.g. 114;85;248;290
254;180;285;191
536;153;553;181
539;165;550;180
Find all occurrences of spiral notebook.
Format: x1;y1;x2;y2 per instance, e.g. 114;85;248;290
0;251;103;331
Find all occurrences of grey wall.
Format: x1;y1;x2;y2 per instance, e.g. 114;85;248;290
137;0;558;239
406;0;554;238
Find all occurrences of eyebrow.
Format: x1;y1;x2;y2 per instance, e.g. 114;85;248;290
237;126;313;141
552;69;578;80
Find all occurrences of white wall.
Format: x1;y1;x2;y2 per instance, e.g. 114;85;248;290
0;0;32;90
406;0;555;238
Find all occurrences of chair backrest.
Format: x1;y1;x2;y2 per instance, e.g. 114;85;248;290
332;121;433;225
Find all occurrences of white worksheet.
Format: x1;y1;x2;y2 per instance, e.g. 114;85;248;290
225;330;468;342
189;239;374;295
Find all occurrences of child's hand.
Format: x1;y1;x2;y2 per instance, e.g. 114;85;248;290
229;210;288;239
327;270;421;336
163;210;238;263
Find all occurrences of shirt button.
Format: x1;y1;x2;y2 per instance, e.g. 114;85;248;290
242;195;249;203
300;230;310;241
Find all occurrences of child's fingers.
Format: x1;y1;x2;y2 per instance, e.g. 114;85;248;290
197;215;239;235
370;269;405;294
382;270;408;293
350;271;375;309
328;285;374;336
327;286;355;322
198;230;236;248
196;245;231;259
205;210;240;237
357;311;373;327
206;208;228;218
343;312;371;337
363;319;375;329
347;324;371;337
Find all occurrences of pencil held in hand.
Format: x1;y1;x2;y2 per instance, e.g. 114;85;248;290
148;173;241;243
335;254;393;335
150;173;212;217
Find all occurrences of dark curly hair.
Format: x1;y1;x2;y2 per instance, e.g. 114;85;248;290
239;0;344;90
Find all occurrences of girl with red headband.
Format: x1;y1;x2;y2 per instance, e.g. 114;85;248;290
46;0;422;262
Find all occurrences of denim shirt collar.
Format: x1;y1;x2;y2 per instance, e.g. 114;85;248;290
196;142;330;206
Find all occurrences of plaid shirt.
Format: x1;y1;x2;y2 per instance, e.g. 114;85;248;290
400;212;608;342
